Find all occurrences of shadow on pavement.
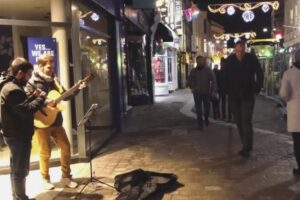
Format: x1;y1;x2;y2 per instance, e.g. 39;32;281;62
53;192;104;200
245;179;300;200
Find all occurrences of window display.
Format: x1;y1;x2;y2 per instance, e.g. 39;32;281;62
126;36;149;99
153;56;166;83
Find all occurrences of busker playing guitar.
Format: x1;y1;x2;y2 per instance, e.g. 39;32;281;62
25;54;89;190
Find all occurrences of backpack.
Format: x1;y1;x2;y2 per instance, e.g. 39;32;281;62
0;71;13;91
0;71;14;131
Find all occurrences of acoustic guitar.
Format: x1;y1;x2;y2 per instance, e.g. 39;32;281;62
34;74;94;128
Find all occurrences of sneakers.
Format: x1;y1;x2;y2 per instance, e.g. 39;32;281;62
42;179;55;190
60;177;78;188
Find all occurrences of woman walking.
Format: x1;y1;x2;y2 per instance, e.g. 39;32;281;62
280;49;300;175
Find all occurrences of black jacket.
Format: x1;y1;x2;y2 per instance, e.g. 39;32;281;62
224;53;264;99
0;78;45;139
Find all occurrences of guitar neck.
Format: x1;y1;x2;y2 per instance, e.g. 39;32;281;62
55;84;80;103
54;74;93;104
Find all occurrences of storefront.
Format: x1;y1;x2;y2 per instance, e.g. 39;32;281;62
124;7;153;105
0;0;124;169
153;23;179;96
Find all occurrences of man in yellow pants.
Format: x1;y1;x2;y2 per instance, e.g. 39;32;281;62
25;54;85;190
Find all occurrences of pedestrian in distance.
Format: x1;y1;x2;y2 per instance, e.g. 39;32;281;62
279;49;300;176
224;41;264;157
187;55;217;130
25;54;87;190
219;57;232;121
212;64;221;120
0;57;47;200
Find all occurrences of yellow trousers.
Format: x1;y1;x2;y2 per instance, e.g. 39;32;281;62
34;126;71;180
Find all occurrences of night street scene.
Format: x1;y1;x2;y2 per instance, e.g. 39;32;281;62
0;0;300;199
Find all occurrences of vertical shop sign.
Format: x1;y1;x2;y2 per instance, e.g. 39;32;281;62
175;0;182;28
27;37;58;73
0;25;13;72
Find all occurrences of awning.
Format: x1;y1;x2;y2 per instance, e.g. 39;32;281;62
154;23;174;42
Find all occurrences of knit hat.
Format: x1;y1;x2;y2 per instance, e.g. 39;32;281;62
295;49;300;62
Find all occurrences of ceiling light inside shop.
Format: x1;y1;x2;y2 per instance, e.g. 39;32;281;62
91;13;100;21
79;19;85;26
92;39;107;45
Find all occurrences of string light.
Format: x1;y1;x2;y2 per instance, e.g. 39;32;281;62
208;1;279;13
208;1;279;22
214;32;257;40
227;6;236;16
262;4;270;13
242;10;255;22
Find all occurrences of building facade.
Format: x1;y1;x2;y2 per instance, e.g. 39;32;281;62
0;0;125;169
284;0;300;66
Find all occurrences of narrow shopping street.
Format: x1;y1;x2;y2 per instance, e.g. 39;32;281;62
1;89;295;200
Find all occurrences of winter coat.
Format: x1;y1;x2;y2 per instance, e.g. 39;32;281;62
279;66;300;132
224;53;264;99
187;66;217;95
0;78;45;139
25;69;79;127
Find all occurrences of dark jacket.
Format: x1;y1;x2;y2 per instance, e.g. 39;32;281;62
224;53;264;99
0;78;45;139
187;66;217;94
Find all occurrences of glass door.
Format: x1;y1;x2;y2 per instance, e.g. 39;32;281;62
80;30;112;127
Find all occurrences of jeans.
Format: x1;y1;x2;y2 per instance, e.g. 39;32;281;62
4;137;32;200
34;126;71;180
292;133;300;169
193;93;210;126
220;93;232;120
229;95;255;152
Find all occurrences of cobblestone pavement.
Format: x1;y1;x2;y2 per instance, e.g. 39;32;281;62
2;89;298;200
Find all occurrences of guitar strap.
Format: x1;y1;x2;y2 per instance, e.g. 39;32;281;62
53;78;65;94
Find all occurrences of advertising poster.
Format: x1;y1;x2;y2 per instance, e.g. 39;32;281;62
27;37;58;73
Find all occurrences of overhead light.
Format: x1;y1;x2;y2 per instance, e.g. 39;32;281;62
275;33;282;41
90;13;100;21
263;28;268;32
227;6;235;16
79;18;85;26
234;38;241;43
156;0;164;8
262;4;270;13
242;10;255;23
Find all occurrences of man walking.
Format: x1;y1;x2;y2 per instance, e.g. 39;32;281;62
187;56;217;129
219;58;232;121
1;57;46;200
224;41;263;157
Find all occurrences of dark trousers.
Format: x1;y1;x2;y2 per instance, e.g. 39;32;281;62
4;137;32;200
193;93;210;126
220;93;232;120
229;96;255;152
292;133;300;169
211;99;220;119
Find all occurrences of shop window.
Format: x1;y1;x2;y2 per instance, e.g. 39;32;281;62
153;55;166;83
126;35;149;105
